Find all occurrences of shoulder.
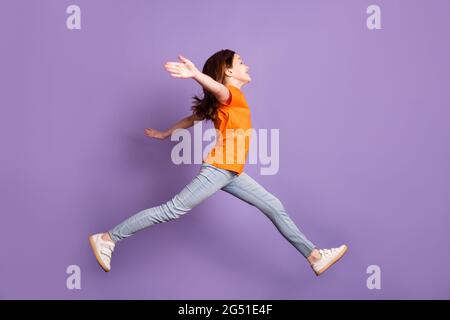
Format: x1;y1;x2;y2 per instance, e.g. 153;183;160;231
226;84;242;96
220;84;243;107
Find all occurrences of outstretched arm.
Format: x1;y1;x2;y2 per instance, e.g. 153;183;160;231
145;113;202;140
164;55;230;104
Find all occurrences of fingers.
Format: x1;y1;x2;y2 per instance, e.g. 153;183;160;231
165;62;184;68
164;59;192;78
145;128;162;139
164;65;180;73
164;66;186;78
164;62;182;73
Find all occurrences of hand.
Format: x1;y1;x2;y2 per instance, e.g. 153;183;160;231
144;128;168;140
164;55;200;79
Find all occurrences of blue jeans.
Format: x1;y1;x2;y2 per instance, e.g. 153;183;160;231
108;162;316;258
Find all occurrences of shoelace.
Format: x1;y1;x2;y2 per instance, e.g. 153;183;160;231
100;243;114;258
318;248;338;257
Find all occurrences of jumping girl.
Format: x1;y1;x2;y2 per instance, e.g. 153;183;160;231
89;49;348;276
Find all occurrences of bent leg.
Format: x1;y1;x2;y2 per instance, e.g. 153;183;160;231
221;172;316;259
109;163;236;243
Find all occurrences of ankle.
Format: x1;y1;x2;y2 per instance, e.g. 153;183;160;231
307;249;322;264
101;232;114;243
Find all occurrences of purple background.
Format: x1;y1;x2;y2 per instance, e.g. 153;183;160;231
1;0;449;299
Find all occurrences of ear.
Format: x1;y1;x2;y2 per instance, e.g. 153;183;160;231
224;68;233;77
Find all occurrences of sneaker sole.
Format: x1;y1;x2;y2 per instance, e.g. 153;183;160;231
315;245;348;276
89;235;111;272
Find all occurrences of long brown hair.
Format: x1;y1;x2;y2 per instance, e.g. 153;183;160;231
191;49;235;122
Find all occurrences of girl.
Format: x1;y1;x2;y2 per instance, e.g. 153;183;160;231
89;49;348;276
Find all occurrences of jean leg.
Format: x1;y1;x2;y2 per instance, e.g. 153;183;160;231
108;163;236;243
221;172;316;258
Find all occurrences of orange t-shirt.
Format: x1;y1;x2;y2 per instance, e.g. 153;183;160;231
204;84;252;175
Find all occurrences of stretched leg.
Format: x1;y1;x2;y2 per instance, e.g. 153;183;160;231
108;163;236;243
221;172;317;259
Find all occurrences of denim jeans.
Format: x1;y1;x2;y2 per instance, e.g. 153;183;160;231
108;162;316;258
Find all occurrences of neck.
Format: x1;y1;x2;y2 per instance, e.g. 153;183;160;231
225;80;244;90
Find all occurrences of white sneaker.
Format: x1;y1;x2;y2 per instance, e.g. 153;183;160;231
89;233;116;272
311;244;348;276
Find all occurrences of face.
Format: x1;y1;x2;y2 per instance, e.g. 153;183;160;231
226;53;251;84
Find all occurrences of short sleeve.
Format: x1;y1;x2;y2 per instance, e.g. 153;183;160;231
221;85;238;106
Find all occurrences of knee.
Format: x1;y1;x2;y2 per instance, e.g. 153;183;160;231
164;195;191;219
269;196;286;213
257;194;286;216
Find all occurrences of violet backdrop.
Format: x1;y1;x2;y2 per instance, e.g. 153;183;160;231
0;0;449;299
